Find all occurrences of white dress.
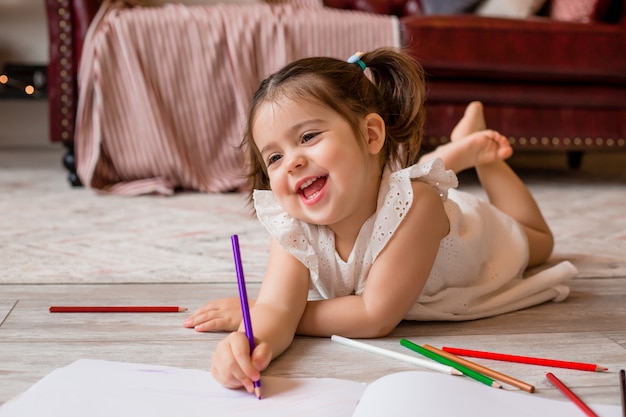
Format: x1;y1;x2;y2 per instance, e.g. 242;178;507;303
252;158;577;321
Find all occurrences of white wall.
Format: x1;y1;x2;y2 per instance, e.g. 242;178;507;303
0;0;49;146
0;0;48;66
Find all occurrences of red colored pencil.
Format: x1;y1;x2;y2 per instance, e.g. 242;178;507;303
546;372;599;417
442;346;608;372
49;306;187;313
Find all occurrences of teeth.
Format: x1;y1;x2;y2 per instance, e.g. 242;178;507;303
299;177;319;190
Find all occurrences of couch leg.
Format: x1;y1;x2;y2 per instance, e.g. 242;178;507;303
62;141;82;187
567;151;583;170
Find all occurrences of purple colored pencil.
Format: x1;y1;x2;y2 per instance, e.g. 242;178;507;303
231;234;262;400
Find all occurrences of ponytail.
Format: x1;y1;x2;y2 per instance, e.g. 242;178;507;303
360;48;426;169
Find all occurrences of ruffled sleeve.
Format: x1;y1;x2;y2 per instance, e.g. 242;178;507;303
364;158;458;265
252;189;320;273
405;157;458;201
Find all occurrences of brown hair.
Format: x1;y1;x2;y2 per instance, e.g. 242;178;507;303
242;47;426;205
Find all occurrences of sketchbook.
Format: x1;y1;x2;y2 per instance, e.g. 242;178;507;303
0;359;621;417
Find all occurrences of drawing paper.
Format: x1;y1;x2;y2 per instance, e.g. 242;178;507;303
1;359;621;417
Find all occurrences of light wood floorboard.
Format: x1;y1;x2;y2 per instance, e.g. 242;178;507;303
1;277;625;408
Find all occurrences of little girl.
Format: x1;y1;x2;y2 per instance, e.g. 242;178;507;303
184;48;577;393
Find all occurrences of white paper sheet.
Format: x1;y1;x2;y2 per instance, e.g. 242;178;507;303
352;371;622;417
1;360;621;417
0;359;365;417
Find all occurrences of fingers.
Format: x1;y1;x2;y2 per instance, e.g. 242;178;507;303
182;297;242;332
251;342;272;372
185;311;237;332
211;333;270;393
193;317;235;332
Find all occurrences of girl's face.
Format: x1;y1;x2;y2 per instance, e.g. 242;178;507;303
252;96;384;235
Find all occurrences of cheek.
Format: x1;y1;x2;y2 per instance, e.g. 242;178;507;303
269;176;298;214
328;144;367;175
267;170;289;196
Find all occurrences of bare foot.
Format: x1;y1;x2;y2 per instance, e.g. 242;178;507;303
450;101;486;141
423;129;513;173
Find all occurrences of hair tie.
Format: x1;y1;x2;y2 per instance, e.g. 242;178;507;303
347;52;366;71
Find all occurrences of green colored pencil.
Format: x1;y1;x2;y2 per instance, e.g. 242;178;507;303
400;339;501;389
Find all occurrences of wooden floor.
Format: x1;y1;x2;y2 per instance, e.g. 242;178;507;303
1;147;626;412
1;276;625;408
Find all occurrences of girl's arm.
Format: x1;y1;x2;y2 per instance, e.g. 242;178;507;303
210;238;310;391
296;182;449;338
247;238;311;356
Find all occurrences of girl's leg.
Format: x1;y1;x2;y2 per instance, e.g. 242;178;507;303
474;155;554;267
450;101;486;142
421;102;554;266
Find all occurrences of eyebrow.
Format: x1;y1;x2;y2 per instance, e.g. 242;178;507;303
258;144;275;158
258;118;325;156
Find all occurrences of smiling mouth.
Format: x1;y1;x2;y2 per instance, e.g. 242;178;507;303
299;176;327;200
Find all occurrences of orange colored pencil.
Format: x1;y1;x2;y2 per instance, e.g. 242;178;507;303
422;344;535;393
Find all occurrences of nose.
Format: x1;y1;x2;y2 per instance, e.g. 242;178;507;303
285;151;306;173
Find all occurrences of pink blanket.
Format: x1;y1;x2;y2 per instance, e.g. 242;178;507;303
75;0;399;195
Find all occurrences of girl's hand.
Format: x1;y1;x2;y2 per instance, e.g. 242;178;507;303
182;297;256;332
210;331;272;393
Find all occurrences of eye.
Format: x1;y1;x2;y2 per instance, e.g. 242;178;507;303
266;153;282;167
301;132;319;143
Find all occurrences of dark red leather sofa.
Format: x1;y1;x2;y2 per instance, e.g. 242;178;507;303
45;0;626;185
324;0;626;163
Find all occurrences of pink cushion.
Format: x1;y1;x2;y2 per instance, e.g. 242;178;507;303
549;0;612;22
